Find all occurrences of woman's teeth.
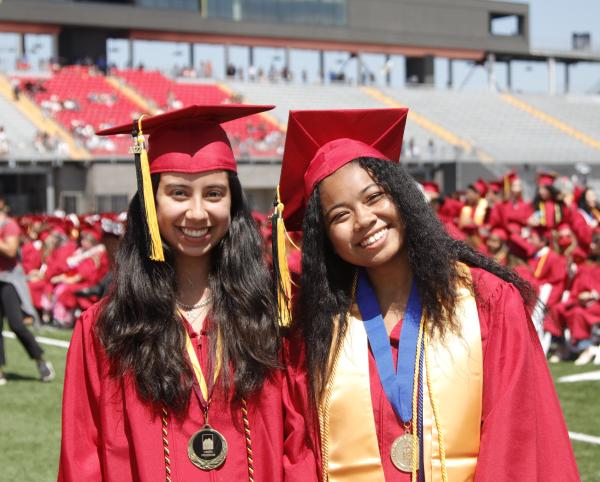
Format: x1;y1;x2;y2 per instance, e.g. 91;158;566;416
181;227;208;238
360;228;388;248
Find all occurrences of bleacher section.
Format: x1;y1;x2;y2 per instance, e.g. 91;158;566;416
19;66;144;156
512;93;600;149
225;81;460;162
112;70;283;159
0;95;49;160
380;87;600;164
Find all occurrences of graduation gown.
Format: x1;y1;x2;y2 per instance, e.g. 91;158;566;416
58;305;318;482
356;268;577;481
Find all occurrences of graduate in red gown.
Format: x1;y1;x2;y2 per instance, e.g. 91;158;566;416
276;109;578;481
488;171;533;231
58;105;318;482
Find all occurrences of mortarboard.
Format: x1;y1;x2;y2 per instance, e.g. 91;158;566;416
469;179;488;197
97;104;274;261
489;227;508;242
537;171;558;187
272;108;408;325
488;180;503;194
421;181;440;195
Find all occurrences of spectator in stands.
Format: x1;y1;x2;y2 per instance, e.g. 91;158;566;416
0;199;54;385
11;78;20;101
0;126;9;156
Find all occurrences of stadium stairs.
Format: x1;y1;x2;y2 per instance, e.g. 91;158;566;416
0;73;91;160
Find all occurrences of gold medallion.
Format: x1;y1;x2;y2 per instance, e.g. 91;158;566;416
188;425;228;470
390;433;418;472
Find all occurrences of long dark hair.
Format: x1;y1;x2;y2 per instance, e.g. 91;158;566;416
298;158;533;400
96;171;279;413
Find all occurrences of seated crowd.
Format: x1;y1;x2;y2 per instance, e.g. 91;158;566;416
422;170;600;365
11;169;600;365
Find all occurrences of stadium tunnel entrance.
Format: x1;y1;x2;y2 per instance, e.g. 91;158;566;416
0;167;48;215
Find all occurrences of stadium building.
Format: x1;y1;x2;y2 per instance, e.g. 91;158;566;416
0;0;599;214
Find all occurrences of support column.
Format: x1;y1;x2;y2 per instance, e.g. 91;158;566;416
355;53;361;85
46;168;55;214
224;44;230;77
189;43;194;70
486;52;496;92
547;57;556;95
447;58;453;89
506;60;512;91
50;33;59;63
248;46;254;67
564;62;570;94
385;54;391;87
128;38;134;68
17;33;25;61
319;50;325;84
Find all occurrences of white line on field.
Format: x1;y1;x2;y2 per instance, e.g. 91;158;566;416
569;432;600;445
558;370;600;383
2;330;70;349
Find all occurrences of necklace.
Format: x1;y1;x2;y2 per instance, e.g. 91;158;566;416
176;297;212;311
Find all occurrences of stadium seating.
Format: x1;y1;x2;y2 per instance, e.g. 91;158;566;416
0;95;48;160
225;81;460;162
112;69;283;159
18;66;144;156
380;87;600;163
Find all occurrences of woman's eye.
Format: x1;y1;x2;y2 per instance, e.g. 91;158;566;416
331;211;349;223
171;189;187;197
367;192;384;203
206;190;223;199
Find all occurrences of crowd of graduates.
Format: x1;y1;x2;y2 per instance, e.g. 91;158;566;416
7;168;600;367
422;170;600;365
14;212;122;328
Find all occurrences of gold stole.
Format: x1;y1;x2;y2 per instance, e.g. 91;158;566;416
319;280;482;482
459;199;488;228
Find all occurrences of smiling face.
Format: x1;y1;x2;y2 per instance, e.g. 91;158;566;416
156;170;231;260
318;162;406;270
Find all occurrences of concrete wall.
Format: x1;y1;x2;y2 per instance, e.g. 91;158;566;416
0;0;529;56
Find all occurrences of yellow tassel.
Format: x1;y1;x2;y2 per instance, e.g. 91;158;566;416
136;117;165;262
272;186;292;327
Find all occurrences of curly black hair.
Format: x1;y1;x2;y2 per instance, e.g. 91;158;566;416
298;157;533;400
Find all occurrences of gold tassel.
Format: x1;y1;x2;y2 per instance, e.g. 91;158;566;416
133;116;165;262
271;186;292;327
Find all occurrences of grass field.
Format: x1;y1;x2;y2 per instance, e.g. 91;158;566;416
0;329;599;481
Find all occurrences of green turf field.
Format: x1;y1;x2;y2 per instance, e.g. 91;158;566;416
0;330;598;481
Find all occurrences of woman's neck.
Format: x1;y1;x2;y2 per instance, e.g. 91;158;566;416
174;253;211;305
365;251;413;334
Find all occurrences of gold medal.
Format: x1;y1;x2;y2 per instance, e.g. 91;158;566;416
390;433;418;472
188;424;228;470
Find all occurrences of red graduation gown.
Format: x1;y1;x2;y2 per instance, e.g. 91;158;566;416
366;268;578;481
58;305;318;482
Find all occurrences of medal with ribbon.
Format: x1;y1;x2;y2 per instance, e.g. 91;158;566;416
356;271;425;474
183;326;228;471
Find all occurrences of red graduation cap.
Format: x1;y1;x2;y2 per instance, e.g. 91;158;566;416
421;181;440;195
97;104;274;174
488;180;503;194
489;227;508;242
469;179;488;197
537;171;558;187
278;108;408;231
96;104;274;261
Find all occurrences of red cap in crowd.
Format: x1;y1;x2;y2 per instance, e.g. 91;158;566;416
421;181;440;195
537;171;557;187
278;108;408;230
470;179;488;197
